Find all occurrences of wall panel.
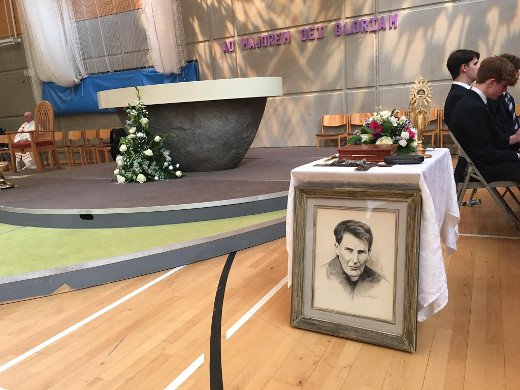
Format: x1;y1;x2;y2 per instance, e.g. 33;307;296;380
345;0;375;17
236;24;343;95
207;0;235;39
0;70;35;123
251;92;344;147
182;0;211;43
1;0;520;147
186;42;214;80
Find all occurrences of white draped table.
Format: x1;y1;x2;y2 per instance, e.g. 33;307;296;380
286;148;460;322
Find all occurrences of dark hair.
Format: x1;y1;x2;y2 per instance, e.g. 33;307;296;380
446;49;480;79
476;56;518;86
499;53;520;71
334;220;373;251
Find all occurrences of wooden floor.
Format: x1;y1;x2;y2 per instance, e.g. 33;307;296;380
0;190;519;389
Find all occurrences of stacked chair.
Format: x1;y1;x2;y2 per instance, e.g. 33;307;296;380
348;112;372;133
61;129;114;166
315;114;349;148
95;129;112;163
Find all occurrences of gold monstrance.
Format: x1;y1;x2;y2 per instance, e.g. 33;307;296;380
409;77;433;158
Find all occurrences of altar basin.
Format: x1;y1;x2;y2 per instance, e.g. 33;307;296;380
97;77;283;171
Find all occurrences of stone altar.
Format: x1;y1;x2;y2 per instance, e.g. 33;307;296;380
97;77;283;171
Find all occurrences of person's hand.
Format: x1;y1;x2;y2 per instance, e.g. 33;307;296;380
511;128;520;145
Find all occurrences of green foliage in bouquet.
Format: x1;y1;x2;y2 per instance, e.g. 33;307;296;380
347;109;417;155
113;87;183;183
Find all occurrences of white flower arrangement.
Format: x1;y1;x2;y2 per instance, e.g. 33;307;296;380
112;87;183;184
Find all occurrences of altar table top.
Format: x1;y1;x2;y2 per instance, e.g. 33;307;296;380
286;148;460;322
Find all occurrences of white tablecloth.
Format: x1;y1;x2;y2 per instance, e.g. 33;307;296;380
286;148;459;322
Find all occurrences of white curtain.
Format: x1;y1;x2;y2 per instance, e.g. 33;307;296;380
18;0;87;94
142;0;187;74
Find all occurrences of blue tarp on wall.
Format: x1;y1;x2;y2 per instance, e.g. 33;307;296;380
42;61;199;115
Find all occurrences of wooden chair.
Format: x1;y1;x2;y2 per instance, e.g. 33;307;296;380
316;114;349;147
95;128;112;163
53;131;72;167
83;129;100;164
422;108;440;147
67;130;86;167
6;101;61;173
348;112;372;134
516;103;520;116
438;109;450;147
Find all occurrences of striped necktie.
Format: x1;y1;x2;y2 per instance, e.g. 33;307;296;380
504;93;519;130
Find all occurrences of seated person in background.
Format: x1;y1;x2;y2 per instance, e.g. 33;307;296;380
488;53;520;137
450;56;520;182
14;112;36;170
444;49;480;127
109;127;127;161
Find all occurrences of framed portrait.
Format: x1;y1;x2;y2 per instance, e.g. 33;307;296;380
290;186;421;352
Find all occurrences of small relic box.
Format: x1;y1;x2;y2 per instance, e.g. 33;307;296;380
338;144;398;162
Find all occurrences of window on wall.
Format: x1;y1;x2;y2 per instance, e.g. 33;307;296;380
72;0;151;74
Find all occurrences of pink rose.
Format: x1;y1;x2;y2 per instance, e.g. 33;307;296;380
406;127;415;139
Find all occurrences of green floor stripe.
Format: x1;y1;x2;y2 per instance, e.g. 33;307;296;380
0;210;286;277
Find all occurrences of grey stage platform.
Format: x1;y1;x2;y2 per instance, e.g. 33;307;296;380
0;147;336;303
0;147;336;228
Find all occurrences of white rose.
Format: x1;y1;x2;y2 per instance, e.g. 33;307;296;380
140;117;149;126
114;169;119;175
360;134;373;143
169;165;173;170
380;110;391;119
175;170;182;177
116;175;125;184
399;116;408;124
375;136;394;145
389;116;398;126
400;131;409;140
154;135;161;142
398;139;408;147
136;174;146;183
176;164;179;168
128;127;136;134
137;132;145;138
144;149;153;156
116;157;124;167
411;140;418;148
154;176;159;181
119;144;127;152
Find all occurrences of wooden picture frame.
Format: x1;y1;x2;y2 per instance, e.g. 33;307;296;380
291;186;421;352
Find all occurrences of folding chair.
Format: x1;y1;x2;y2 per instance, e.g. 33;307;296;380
451;133;520;232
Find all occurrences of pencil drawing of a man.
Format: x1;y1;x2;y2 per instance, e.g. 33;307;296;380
324;219;388;298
